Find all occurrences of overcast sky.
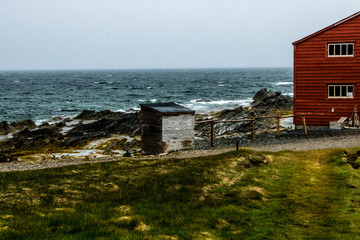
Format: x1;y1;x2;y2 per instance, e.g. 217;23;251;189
0;0;359;70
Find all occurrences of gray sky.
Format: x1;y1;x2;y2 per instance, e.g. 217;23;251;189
0;0;359;70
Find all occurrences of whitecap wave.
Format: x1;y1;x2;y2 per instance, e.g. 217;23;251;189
127;107;140;112
275;82;293;85
35;114;78;126
190;99;252;106
185;98;253;113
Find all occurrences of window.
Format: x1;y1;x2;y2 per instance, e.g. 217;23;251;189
328;43;354;56
328;85;353;98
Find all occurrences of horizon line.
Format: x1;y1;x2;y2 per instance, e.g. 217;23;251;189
0;66;293;72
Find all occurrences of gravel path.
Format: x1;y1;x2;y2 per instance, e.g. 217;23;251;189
2;129;360;173
0;148;235;173
250;134;360;152
0;156;122;173
248;129;360;152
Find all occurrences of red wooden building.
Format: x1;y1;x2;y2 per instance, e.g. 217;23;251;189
293;11;360;128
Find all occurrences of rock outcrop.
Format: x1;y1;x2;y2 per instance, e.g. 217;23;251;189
0;127;63;152
196;88;293;136
74;110;117;120
11;119;37;131
0;119;36;135
251;88;293;112
62;112;140;147
195;88;293;148
0;110;140;153
0;121;14;135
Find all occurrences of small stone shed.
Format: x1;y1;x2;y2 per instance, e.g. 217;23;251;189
140;102;195;155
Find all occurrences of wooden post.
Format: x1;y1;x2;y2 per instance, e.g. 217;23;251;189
276;116;280;137
302;114;307;135
236;140;239;151
210;120;214;147
251;119;255;141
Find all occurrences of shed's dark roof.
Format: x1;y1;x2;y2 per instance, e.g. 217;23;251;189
293;11;360;45
140;102;195;114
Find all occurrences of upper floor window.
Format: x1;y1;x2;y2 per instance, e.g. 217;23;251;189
328;85;353;98
328;43;354;57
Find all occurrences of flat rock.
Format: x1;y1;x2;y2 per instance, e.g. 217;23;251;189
74;110;119;120
0;153;17;162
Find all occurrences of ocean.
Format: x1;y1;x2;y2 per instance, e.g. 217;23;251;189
0;68;293;123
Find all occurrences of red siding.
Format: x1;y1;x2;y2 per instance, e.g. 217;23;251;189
294;13;360;126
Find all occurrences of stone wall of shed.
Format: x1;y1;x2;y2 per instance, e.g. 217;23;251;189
162;114;194;152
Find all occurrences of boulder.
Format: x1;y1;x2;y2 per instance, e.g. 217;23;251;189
252;88;269;104
343;151;360;169
251;88;292;111
0;153;17;162
123;150;134;157
0;121;15;135
102;138;128;155
123;138;139;150
10;119;37;131
0;119;36;135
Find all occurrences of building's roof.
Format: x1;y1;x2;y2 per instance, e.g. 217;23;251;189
293;11;360;45
140;102;195;114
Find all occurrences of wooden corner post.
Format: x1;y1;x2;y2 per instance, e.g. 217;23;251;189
302;114;307;135
276;116;280;137
251;119;255;141
210;120;214;147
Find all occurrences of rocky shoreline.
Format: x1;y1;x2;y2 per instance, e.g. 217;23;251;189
0;88;293;164
195;88;293;148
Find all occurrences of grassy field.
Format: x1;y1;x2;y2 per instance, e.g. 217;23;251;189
1;148;360;239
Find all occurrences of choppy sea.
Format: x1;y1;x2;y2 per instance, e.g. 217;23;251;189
0;68;293;123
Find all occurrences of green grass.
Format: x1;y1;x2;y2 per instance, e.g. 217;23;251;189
1;148;360;239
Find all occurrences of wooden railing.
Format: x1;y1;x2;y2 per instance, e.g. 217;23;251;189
196;114;307;147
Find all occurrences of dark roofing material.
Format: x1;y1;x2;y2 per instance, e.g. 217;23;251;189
140;102;195;114
293;11;360;45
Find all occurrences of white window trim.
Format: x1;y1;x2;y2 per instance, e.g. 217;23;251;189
328;43;354;57
328;85;354;98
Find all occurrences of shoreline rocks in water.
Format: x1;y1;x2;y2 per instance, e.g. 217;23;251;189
195;88;293;146
0;119;36;135
0;110;141;155
200;88;292;119
0;88;293;157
